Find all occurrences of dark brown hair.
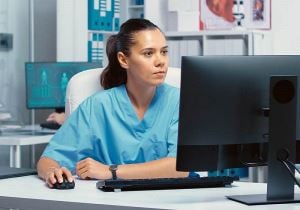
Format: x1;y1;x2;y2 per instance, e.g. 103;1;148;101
100;19;161;89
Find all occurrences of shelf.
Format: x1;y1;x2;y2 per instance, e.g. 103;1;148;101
164;30;272;67
128;5;144;9
87;30;116;35
165;30;268;37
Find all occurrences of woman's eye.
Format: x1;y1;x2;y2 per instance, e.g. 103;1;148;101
144;51;153;57
161;50;168;55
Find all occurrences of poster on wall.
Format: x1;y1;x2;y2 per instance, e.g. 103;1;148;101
200;0;271;30
243;0;271;29
200;0;236;30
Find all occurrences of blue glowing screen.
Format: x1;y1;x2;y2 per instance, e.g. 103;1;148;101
25;62;102;109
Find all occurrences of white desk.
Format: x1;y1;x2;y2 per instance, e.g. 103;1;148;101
0;176;299;210
0;132;53;168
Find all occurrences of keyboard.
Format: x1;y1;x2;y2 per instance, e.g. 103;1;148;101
96;176;239;192
40;121;61;130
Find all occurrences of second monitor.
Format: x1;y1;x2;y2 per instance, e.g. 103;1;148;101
25;62;102;109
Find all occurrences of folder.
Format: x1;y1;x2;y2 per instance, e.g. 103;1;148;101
88;0;113;31
88;32;104;64
113;0;120;31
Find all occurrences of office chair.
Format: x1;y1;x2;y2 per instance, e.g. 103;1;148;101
65;67;181;118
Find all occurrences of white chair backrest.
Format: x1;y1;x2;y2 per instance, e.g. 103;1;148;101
65;67;181;118
165;67;181;88
65;68;104;118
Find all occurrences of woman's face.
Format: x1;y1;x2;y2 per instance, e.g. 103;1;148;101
120;29;169;87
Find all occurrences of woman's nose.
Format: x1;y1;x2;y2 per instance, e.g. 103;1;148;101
154;53;167;67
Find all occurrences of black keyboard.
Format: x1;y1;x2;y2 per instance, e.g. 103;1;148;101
96;176;239;192
40;121;61;130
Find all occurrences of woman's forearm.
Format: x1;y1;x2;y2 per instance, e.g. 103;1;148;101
38;156;189;181
116;157;189;179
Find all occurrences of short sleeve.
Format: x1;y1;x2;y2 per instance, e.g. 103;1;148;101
41;102;92;173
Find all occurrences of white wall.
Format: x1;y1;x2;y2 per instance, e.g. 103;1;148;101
144;0;168;31
56;0;88;61
0;0;56;167
271;0;300;54
0;0;30;166
0;0;56;125
31;0;57;124
0;0;30;124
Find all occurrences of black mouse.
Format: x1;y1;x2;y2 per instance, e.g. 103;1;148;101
53;174;75;189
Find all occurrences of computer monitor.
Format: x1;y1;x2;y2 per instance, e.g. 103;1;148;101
25;62;102;109
177;55;300;205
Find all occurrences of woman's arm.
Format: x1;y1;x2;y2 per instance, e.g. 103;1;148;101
76;157;189;180
37;157;73;187
117;157;189;179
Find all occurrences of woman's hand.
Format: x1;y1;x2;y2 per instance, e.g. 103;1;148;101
76;158;111;180
46;112;66;125
44;166;73;188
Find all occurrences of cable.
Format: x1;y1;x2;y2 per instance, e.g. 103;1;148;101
277;148;300;187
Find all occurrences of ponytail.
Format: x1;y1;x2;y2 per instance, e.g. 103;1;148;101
100;35;127;89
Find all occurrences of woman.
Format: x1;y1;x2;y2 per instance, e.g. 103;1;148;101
37;18;189;188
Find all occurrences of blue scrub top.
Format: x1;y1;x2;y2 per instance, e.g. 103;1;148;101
42;83;179;173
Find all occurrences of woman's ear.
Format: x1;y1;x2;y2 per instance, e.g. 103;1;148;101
117;52;129;69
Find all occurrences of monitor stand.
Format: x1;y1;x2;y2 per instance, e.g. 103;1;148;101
228;76;300;205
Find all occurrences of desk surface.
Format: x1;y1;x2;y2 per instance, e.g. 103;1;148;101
0;134;52;146
0;126;54;146
0;176;299;210
0;126;54;168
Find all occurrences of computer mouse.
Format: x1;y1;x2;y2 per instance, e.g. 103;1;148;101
53;174;75;189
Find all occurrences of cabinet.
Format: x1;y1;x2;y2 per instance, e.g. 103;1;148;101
57;0;116;64
57;1;272;69
120;0;168;31
120;0;145;20
166;30;272;68
119;0;272;68
57;0;168;64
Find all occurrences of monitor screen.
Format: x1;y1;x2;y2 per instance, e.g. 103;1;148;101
177;55;300;205
25;62;102;109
